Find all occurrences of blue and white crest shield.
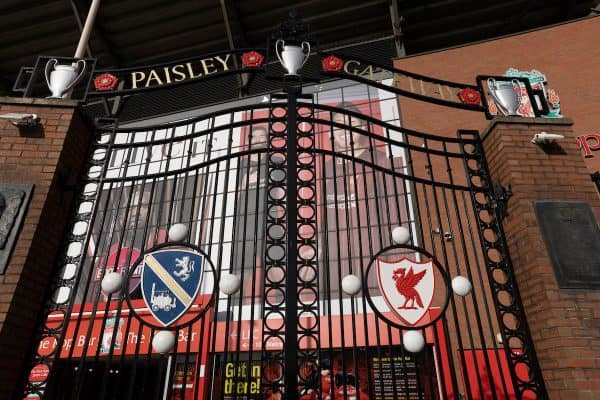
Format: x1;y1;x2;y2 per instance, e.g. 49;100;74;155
141;249;204;327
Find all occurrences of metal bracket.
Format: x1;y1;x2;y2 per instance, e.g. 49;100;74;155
492;180;513;221
432;227;453;241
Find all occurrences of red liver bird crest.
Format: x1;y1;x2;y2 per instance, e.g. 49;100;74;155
377;257;435;326
392;267;426;309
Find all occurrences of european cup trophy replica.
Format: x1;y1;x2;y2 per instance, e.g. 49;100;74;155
275;39;311;76
44;59;87;99
487;78;522;116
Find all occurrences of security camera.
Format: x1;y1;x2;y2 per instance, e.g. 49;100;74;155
531;131;564;144
0;113;40;127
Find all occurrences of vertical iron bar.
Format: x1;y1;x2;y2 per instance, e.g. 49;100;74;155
326;110;349;396
441;142;499;400
263;98;285;397
231;153;249;400
421;138;468;398
213;115;237;400
248;113;267;386
284;84;299;400
190;130;214;400
458;189;512;398
318;148;335;400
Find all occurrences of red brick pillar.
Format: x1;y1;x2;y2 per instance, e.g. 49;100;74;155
482;116;600;399
0;97;93;399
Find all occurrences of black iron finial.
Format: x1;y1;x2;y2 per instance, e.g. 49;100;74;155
273;10;311;44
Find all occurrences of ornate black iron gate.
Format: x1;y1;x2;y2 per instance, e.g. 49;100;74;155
17;16;548;400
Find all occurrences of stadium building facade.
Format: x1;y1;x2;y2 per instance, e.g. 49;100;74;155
0;8;599;400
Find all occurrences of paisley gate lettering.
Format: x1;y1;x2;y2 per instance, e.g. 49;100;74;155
97;55;460;104
119;56;459;102
129;54;232;89
342;60;459;101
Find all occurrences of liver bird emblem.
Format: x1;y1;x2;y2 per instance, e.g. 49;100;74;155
392;267;426;309
377;258;435;326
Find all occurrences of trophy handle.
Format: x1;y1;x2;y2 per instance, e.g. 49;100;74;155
300;42;311;68
275;39;285;67
487;77;508;115
64;60;87;93
44;58;58;91
511;79;523;106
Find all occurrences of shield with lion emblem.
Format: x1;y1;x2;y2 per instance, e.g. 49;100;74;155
141;249;204;326
377;257;435;326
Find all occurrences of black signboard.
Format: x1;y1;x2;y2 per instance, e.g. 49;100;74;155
534;201;600;289
372;355;420;399
0;183;34;274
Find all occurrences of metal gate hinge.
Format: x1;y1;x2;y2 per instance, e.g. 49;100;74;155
491;180;513;221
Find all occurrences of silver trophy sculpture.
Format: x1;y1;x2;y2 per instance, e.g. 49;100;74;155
487;78;522;116
275;39;311;76
44;59;87;99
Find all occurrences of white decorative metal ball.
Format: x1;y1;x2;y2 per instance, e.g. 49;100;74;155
403;330;425;353
341;274;361;296
168;223;188;242
101;272;123;294
392;226;410;245
452;275;472;296
152;330;176;354
219;273;241;295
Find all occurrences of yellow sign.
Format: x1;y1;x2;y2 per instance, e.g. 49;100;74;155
223;362;261;395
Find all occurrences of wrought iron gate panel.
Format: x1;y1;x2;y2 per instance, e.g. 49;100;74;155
20;92;545;400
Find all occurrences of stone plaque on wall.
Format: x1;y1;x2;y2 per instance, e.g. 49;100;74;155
534;201;600;289
0;183;34;274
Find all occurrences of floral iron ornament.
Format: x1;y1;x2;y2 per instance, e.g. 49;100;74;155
458;88;481;105
322;55;343;72
93;73;118;91
241;51;264;68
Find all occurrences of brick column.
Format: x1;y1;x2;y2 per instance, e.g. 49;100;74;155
482;117;600;399
0;97;93;399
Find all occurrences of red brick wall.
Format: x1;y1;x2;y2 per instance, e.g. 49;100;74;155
0;98;92;399
482;118;600;399
394;16;600;173
392;17;600;398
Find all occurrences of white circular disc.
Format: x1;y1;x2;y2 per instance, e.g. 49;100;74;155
452;275;472;296
152;330;176;354
219;273;241;295
341;274;361;296
168;223;188;242
403;330;425;353
101;272;123;294
392;226;410;245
